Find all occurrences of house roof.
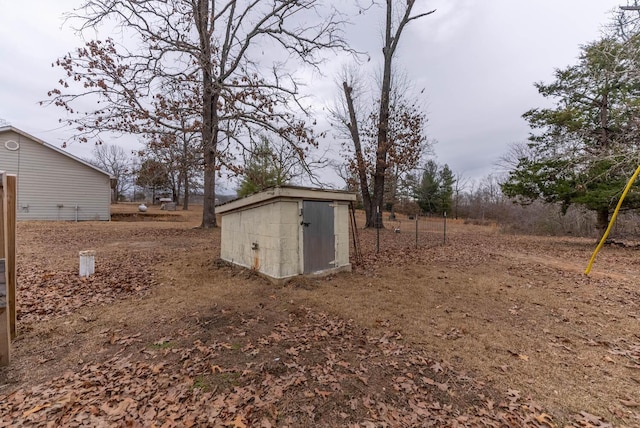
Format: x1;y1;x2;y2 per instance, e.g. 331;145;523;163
215;185;356;214
0;126;113;178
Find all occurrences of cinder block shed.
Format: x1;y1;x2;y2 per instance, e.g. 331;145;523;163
216;186;356;282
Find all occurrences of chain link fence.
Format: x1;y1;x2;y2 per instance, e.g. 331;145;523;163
350;208;449;259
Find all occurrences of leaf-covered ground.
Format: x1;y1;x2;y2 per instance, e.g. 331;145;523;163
1;306;565;427
1;206;639;426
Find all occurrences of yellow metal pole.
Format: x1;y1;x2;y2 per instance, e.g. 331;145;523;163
585;164;640;275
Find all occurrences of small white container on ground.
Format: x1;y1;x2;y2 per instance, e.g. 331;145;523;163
79;250;96;277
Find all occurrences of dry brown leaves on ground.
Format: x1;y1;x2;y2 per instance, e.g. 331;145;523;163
16;252;163;324
2;307;574;428
2;212;639;426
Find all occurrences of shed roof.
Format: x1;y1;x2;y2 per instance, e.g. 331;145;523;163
215;185;356;214
0;126;113;178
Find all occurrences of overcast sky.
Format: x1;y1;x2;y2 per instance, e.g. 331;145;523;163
0;0;624;190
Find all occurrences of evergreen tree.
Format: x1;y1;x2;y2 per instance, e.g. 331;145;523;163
437;164;455;216
237;137;280;198
415;160;440;214
502;35;640;231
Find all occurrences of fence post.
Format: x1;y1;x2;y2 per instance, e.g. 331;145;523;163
0;172;10;366
376;206;380;254
443;211;447;244
415;215;418;249
6;175;16;339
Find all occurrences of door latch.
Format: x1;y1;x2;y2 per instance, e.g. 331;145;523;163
300;221;310;227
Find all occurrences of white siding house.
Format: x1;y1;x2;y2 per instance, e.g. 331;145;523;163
216;186;356;283
0;126;111;221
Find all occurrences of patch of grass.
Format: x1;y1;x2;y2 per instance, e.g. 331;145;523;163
150;339;173;349
192;375;210;391
215;372;241;389
189;372;240;393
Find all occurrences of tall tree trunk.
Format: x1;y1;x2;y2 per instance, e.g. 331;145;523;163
388;171;397;220
340;2;433;228
197;0;217;228
176;174;182;205
372;0;435;227
342;82;373;227
202;95;218;228
454;190;459;219
202;150;216;227
183;171;190;211
372;0;395;229
182;133;190;210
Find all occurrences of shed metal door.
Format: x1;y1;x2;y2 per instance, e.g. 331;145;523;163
302;200;334;274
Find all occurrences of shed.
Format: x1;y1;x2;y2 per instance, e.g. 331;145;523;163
216;186;356;282
0;126;112;221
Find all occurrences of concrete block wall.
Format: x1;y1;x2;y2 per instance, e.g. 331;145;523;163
220;201;301;279
334;202;351;269
275;201;300;278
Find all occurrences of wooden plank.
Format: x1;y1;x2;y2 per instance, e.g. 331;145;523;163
0;307;7;365
0;308;8;365
0;259;5;307
0;172;9;366
0;171;5;258
0;259;9;366
6;175;16;339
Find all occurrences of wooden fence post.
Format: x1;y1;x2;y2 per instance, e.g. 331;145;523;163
0;172;10;366
0;259;7;366
6;175;16;339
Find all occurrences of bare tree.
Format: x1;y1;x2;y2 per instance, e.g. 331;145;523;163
452;171;469;220
496;141;535;173
45;0;350;227
335;1;434;227
144;127;203;210
610;1;640;40
375;79;430;219
134;157;172;203
331;159;360;193
88;144;133;203
331;66;373;223
237;134;328;196
336;78;429;224
262;135;329;187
